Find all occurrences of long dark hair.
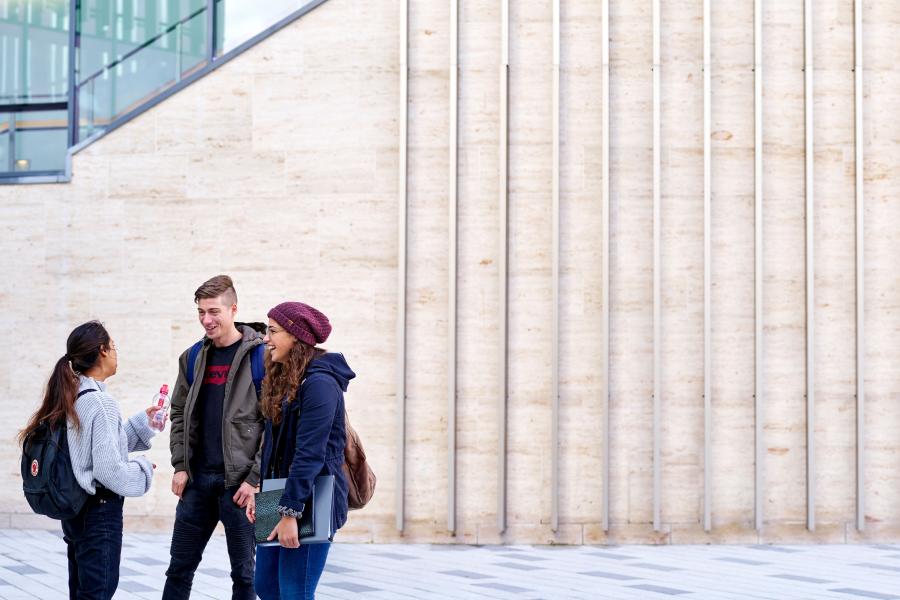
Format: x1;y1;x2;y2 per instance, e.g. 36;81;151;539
18;321;111;443
261;342;324;425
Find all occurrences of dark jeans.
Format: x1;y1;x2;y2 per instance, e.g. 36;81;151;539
61;491;124;600
162;471;256;600
255;542;330;600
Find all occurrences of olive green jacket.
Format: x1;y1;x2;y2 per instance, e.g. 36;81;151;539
169;323;265;488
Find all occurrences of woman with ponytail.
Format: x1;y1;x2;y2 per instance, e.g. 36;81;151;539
19;321;163;600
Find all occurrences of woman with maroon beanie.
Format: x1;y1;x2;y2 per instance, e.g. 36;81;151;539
250;301;354;600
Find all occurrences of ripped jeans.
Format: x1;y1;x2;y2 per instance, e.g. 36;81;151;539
162;471;256;600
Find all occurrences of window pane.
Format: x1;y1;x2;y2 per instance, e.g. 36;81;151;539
0;109;66;175
79;0;205;84
216;0;320;56
77;2;207;139
0;0;69;104
16;127;67;172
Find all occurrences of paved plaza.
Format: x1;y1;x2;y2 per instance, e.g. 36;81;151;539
0;529;898;599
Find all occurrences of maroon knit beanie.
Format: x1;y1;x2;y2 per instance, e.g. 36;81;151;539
267;302;332;346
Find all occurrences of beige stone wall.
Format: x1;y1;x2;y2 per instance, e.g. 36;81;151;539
1;0;898;544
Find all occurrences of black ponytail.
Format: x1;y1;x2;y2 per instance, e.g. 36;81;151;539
18;321;111;444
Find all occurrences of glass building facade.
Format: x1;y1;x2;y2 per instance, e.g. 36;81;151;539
0;0;69;174
0;0;322;180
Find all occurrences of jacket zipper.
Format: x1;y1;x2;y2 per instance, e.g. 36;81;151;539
219;338;258;487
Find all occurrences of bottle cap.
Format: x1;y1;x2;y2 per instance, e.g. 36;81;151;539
160;384;169;395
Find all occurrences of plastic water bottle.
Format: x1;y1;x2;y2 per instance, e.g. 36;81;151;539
151;384;170;430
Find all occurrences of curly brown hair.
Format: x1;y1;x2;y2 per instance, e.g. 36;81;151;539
261;341;325;424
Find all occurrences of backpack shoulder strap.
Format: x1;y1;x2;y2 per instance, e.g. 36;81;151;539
76;388;97;399
185;340;204;388
250;344;265;398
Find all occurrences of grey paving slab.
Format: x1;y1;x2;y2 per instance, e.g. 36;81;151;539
748;545;804;554
769;573;834;583
324;563;357;574
197;567;230;577
321;581;382;593
439;569;493;579
117;580;156;593
491;561;544;571
497;553;547;562
715;556;771;566
853;562;900;573
627;584;692;595
374;551;419;560
578;570;642;580
829;590;900;600
473;582;534;593
631;562;683;572
585;550;638;560
0;567;43;576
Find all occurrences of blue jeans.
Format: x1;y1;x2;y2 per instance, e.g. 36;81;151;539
162;471;256;600
61;492;124;600
255;543;330;600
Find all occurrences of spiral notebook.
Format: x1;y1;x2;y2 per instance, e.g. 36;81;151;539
254;475;334;546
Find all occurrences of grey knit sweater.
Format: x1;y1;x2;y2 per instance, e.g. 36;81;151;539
66;376;155;497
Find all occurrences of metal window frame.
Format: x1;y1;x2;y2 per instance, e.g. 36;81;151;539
0;101;68;112
206;0;215;60
6;114;16;172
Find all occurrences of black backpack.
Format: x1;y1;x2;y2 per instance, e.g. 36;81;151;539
21;389;93;520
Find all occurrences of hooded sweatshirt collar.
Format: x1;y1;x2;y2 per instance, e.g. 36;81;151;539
306;353;356;392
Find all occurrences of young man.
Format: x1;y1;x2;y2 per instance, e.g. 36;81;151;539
163;275;264;600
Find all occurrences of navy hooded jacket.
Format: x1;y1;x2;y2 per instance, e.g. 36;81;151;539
259;352;355;534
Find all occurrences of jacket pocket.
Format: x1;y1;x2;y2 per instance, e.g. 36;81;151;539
229;418;263;470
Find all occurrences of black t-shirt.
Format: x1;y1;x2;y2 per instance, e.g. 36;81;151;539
192;339;241;474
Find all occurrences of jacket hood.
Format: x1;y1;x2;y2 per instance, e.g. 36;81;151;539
236;321;267;335
199;322;264;350
306;353;356;392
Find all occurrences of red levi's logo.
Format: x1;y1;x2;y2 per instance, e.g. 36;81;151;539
203;365;230;386
31;459;39;477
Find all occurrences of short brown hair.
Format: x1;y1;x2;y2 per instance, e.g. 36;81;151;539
194;274;237;305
